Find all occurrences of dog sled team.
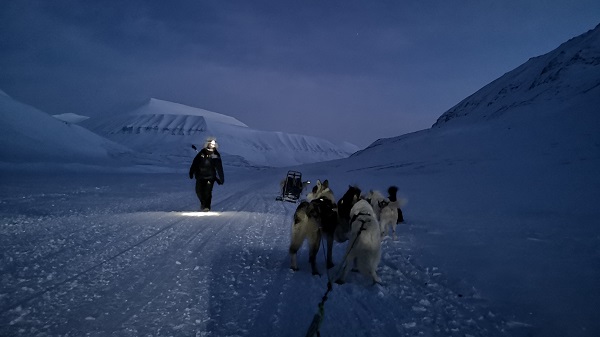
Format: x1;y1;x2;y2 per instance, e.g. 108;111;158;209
289;179;405;285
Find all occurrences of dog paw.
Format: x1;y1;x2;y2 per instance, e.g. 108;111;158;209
290;266;299;272
335;279;345;285
312;270;322;276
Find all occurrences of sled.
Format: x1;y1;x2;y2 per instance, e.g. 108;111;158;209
276;170;305;203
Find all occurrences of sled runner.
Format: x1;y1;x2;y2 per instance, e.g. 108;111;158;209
276;170;305;203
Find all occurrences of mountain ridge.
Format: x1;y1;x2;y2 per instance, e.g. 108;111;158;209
433;23;600;127
0;91;132;165
347;23;600;172
82;98;360;168
130;98;249;127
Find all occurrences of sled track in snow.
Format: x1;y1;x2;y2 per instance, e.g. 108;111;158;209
2;178;268;314
0;215;196;314
1;215;151;278
3;196;265;315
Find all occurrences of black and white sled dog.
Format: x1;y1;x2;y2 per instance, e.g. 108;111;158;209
336;199;382;284
289;181;363;275
289;180;338;275
366;186;404;240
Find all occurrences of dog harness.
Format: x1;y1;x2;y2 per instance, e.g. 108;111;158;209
349;212;371;225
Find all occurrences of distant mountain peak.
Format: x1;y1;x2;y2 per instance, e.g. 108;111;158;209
132;98;248;128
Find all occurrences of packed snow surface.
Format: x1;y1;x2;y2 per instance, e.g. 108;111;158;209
1;159;598;336
0;171;514;337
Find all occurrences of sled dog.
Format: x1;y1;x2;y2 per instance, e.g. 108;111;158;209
289;180;337;275
387;186;405;224
366;187;403;239
306;179;335;202
336;199;382;284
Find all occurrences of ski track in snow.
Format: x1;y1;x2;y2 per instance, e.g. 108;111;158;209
0;173;517;336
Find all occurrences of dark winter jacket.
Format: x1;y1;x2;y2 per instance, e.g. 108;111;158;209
189;148;225;184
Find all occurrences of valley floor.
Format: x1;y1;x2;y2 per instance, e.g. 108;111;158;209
0;171;524;337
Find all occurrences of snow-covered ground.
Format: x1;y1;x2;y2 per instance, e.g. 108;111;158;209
2;157;597;336
0;170;518;337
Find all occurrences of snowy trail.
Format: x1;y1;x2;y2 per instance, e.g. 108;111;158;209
0;172;515;336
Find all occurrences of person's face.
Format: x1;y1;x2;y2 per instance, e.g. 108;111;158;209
207;140;216;150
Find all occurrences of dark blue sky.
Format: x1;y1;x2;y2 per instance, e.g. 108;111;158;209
1;1;599;147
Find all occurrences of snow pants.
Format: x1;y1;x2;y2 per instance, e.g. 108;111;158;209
195;179;214;210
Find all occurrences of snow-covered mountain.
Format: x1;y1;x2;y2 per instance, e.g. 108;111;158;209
433;23;600;127
0;91;132;166
82;98;360;168
348;24;600;171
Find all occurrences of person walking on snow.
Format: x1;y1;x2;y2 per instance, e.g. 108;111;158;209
189;137;225;211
